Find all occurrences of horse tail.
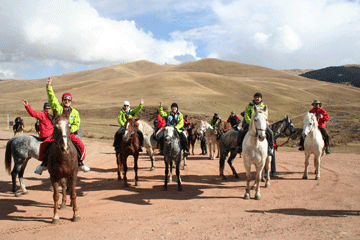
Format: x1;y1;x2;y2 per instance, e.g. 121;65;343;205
5;138;14;175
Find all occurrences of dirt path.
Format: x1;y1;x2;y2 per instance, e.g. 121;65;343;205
1;130;360;239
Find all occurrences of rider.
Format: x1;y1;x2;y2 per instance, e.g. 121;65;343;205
113;100;144;151
210;113;221;128
237;92;274;156
183;115;191;130
298;100;331;154
34;77;90;175
22;100;53;140
158;102;190;157
227;111;241;131
153;109;166;132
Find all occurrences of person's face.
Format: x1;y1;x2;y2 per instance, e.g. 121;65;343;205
63;99;71;107
44;107;51;113
172;107;178;113
254;96;262;104
231;113;235;117
313;103;320;109
124;105;130;111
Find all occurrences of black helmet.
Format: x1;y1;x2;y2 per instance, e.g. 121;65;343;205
254;92;263;98
43;102;50;109
171;103;178;109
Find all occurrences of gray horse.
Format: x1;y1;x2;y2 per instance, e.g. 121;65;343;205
219;116;295;180
162;125;183;191
5;135;42;196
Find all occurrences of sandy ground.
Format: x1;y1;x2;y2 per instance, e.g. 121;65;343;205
1;130;360;240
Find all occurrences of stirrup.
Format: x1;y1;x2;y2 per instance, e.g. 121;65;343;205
79;164;90;172
34;165;47;175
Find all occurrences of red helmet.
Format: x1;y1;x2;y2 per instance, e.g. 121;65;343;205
62;93;72;102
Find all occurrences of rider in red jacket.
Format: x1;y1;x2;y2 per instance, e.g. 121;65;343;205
299;100;331;154
22;100;53;139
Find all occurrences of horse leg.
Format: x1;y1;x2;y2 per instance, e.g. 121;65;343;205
18;158;30;195
219;150;227;180
208;143;212;159
147;147;155;171
182;155;187;170
265;156;271;188
169;160;173;182
52;180;60;224
134;153;139;186
191;141;195;155
59;178;67;210
116;152;122;181
315;155;321;180
122;154;129;187
228;151;239;178
69;176;80;222
254;164;263;200
303;153;310;179
244;164;251;200
216;142;220;158
176;159;182;191
163;159;169;191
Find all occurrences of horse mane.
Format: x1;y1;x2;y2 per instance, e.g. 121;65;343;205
304;112;318;128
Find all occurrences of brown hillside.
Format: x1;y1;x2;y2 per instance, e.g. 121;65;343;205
1;58;359;143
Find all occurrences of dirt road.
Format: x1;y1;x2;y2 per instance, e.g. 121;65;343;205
1;130;359;239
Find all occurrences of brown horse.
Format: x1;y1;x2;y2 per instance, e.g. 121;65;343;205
116;116;141;187
13;117;25;136
215;119;233;139
48;110;79;224
186;122;198;155
35;119;40;135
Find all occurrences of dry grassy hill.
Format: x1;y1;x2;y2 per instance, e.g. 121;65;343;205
1;59;359;145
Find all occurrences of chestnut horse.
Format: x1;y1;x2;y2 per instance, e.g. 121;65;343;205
48;110;80;224
116;117;141;187
187;122;198;156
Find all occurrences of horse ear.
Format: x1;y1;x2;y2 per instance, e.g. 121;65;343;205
125;115;129;121
53;109;59;118
263;105;267;113
63;110;71;119
135;117;140;122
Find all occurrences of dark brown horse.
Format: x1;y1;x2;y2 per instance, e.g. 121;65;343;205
48;110;79;224
116;116;141;187
186;122;198;155
13;117;25;136
35;119;40;135
215;119;233;140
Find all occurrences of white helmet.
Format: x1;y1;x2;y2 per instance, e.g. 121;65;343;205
123;101;130;107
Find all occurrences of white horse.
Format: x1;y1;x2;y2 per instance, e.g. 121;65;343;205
198;120;219;160
243;105;271;200
302;112;325;180
139;120;187;171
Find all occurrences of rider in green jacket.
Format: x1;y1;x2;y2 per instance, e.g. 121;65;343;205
113;100;144;151
158;102;190;157
237;92;274;156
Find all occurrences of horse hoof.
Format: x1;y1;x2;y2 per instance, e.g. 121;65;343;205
23;191;29;195
72;215;80;222
163;186;168;191
124;183;129;187
183;166;187;170
251;186;255;190
150;167;155;171
135;182;139;186
221;175;227;180
234;174;239;179
261;177;266;182
52;218;60;224
244;193;250;200
117;176;122;181
15;191;22;197
315;176;320;180
265;183;270;188
302;175;308;179
178;186;183;192
255;195;261;200
60;204;67;210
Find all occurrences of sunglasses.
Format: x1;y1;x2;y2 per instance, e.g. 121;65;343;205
63;96;72;100
45;107;51;110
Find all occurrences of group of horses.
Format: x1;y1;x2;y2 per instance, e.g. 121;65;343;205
4;106;327;224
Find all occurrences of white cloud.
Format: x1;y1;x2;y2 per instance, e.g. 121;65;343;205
0;0;198;78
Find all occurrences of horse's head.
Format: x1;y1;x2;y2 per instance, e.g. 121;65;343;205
164;124;176;145
250;105;268;141
302;113;317;138
284;116;296;136
197;120;206;138
123;116;139;142
52;109;71;153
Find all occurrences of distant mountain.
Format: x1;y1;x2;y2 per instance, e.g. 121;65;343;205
300;65;360;88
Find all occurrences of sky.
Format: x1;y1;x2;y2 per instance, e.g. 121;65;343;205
1;0;359;80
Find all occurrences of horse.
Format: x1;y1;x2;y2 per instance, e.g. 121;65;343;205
215;119;233;138
302;112;325;180
116;117;141;187
13;117;25;136
243;105;270;200
5;135;42;196
48;110;80;224
187;121;198;156
198;120;219;160
162;124;183;191
140;120;188;171
219;115;296;181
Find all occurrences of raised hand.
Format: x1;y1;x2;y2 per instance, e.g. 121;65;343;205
21;99;29;106
46;77;53;87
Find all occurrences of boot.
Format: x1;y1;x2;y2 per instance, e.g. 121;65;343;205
34;162;47;175
78;160;90;172
298;146;304;151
